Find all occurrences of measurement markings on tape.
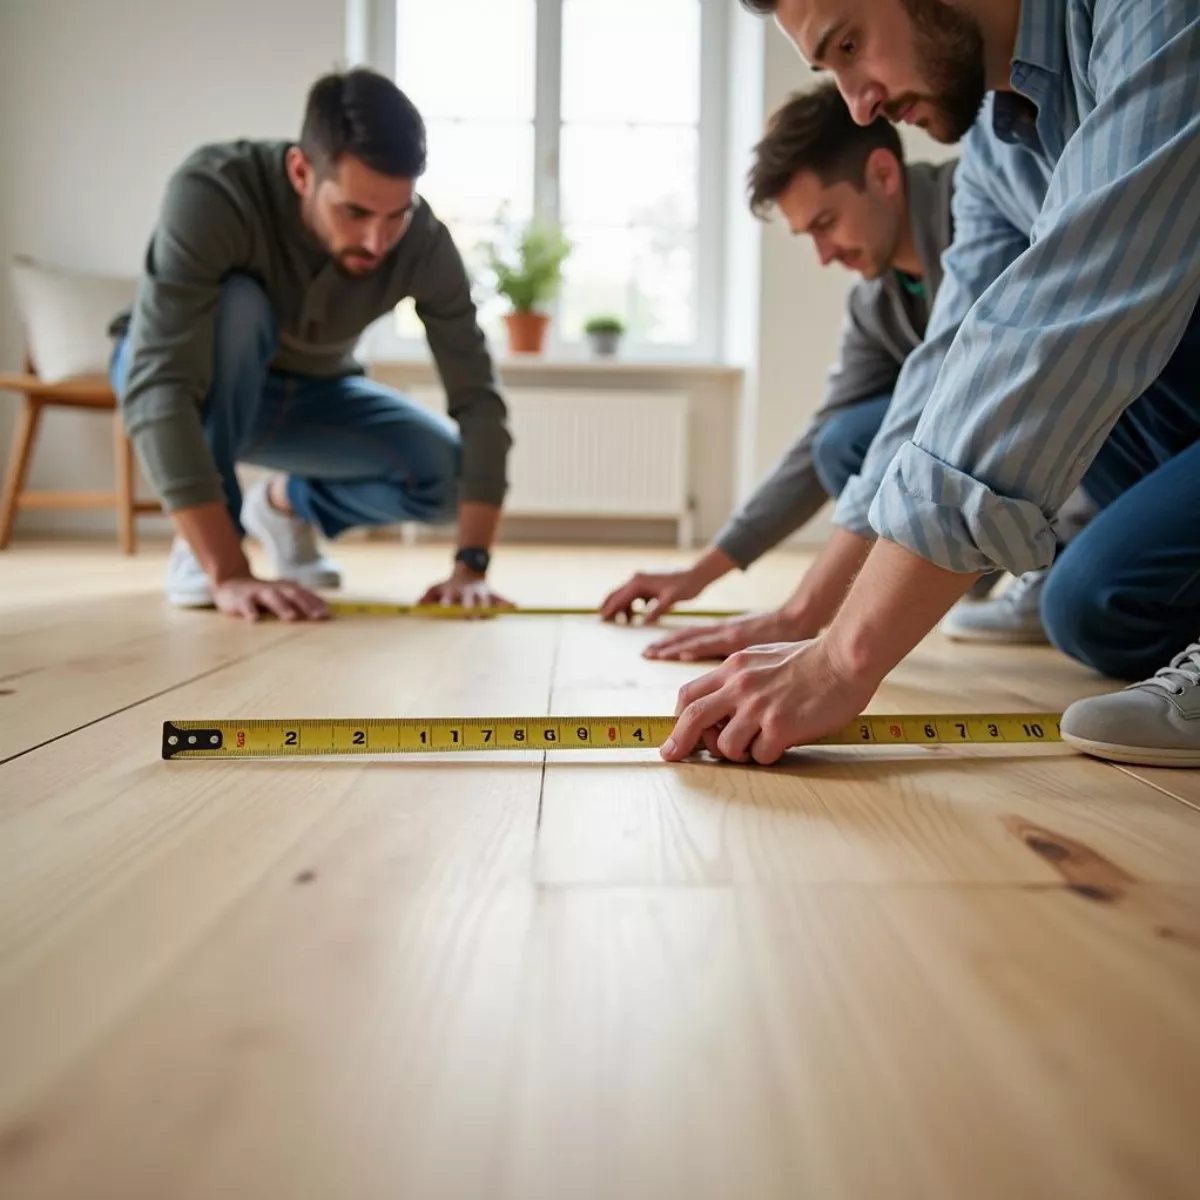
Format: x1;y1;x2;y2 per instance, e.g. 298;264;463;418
326;602;744;619
162;713;1062;759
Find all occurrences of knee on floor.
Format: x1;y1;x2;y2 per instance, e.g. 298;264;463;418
1041;569;1164;682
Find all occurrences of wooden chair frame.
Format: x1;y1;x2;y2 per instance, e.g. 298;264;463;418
0;352;160;553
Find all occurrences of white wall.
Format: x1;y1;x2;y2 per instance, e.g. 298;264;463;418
0;0;346;534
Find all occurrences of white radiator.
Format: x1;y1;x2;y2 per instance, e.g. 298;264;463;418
406;386;694;547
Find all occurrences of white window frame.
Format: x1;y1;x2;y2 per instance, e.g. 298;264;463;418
352;0;729;364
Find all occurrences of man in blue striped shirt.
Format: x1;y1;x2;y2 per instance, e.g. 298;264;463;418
660;0;1200;768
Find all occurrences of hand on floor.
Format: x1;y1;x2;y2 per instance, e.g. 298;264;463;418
660;636;875;766
419;566;513;613
599;569;703;623
642;609;802;662
213;577;330;622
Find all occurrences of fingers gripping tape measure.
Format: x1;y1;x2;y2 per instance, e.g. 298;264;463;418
162;713;1063;760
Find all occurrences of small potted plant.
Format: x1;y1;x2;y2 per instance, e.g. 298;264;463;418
584;315;626;358
481;217;571;355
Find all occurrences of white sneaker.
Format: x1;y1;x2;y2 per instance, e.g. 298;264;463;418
940;569;1049;644
165;537;216;608
240;479;342;590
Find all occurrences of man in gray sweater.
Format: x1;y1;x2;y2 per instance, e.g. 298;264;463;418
112;69;511;620
600;83;957;653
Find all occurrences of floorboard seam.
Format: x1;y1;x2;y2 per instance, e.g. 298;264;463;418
534;621;566;837
1112;764;1200;816
0;630;308;767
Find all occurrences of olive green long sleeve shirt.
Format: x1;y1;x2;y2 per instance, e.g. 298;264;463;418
117;140;510;513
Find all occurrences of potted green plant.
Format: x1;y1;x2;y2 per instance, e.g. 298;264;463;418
583;314;626;358
480;217;571;355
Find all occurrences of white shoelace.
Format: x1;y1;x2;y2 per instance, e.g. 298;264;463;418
1142;642;1200;697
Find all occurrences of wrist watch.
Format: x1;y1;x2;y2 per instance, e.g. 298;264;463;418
455;547;491;575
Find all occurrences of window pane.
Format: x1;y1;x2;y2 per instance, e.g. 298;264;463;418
560;125;698;229
396;220;512;342
562;0;700;125
417;119;534;226
397;0;536;122
559;226;696;345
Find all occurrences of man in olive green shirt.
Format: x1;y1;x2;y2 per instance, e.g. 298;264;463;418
112;68;512;620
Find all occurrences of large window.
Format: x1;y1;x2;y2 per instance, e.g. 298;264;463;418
388;0;726;358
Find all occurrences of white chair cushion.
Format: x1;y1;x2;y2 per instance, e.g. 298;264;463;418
10;256;137;384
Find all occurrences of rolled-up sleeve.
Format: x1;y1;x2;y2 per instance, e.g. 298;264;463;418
846;0;1200;576
832;125;1032;546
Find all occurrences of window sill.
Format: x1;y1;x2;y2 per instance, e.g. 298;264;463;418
366;352;744;383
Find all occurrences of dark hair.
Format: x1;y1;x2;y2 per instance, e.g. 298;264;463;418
747;81;904;217
300;68;426;179
738;0;778;13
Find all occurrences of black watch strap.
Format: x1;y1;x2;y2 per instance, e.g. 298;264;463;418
455;547;491;575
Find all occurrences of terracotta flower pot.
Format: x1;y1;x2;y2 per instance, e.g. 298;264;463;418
504;311;551;355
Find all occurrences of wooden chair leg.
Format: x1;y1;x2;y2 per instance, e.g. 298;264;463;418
114;412;136;555
0;397;43;549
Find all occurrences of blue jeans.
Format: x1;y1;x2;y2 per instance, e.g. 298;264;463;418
111;276;460;539
1042;301;1200;680
811;394;892;498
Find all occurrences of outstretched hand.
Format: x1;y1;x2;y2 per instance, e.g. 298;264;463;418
213;577;330;622
419;564;514;613
642;609;806;662
599;569;703;624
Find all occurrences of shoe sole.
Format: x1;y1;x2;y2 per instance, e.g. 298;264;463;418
282;570;342;590
1061;732;1200;768
166;592;215;609
940;626;1050;645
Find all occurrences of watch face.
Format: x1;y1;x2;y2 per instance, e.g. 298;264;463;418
457;548;490;574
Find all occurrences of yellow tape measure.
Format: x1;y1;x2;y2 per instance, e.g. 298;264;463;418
327;602;744;619
162;713;1062;759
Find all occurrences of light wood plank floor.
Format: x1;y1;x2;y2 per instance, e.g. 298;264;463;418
2;539;1199;1200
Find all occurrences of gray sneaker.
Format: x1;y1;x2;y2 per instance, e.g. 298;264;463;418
1062;644;1200;767
240;479;342;590
940;569;1049;644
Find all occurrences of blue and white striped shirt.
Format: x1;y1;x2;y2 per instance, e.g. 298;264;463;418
834;0;1200;576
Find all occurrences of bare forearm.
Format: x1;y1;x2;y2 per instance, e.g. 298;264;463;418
173;502;250;583
689;546;738;589
781;526;874;633
825;538;978;681
457;501;501;551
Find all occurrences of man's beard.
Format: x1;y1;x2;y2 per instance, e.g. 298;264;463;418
891;0;988;143
337;249;381;275
301;197;382;275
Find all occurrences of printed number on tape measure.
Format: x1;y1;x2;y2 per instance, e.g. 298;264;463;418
162;713;1061;759
823;714;1060;745
163;717;679;759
